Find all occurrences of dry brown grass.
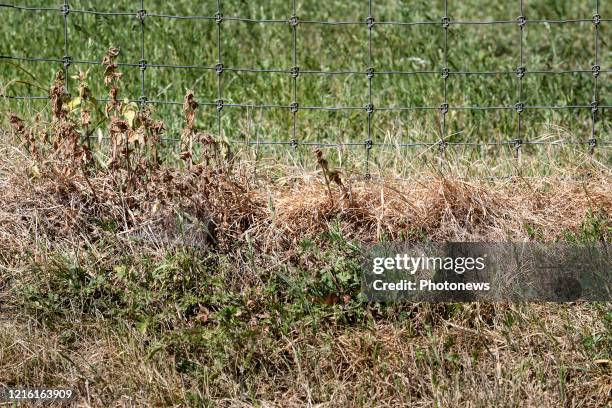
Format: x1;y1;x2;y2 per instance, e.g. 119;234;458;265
0;130;609;406
1;136;609;265
269;174;611;244
0;303;609;407
1;129;607;254
0;59;610;406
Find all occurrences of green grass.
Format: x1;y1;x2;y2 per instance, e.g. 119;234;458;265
3;219;610;405
1;0;609;151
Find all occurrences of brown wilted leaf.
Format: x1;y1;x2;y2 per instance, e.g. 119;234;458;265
328;170;343;187
81;108;91;128
183;90;198;130
50;71;67;120
196;132;216;146
9;114;26;134
102;47;122;86
109;118;129;136
128;126;146;145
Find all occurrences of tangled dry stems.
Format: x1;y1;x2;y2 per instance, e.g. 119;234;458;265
1;139;610;264
3;47;609;262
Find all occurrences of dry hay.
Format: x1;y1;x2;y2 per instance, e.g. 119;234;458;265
0;152;262;262
269;174;611;247
1;140;609;266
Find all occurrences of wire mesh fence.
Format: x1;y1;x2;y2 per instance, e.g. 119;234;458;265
0;1;609;177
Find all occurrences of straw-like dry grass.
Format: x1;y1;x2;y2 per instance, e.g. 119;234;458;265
0;133;610;406
1;139;609;258
0;64;610;405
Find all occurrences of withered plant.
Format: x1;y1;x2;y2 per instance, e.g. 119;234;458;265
314;147;350;206
181;90;220;170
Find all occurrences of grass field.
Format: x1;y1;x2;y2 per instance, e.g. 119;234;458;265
0;1;611;407
1;0;609;151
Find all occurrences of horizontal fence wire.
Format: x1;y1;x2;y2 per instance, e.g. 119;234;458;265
0;1;609;177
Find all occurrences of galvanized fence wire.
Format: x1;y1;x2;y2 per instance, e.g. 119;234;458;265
0;1;610;177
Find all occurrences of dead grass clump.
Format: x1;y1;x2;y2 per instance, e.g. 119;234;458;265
270;175;610;245
1;48;265;258
0;150;263;257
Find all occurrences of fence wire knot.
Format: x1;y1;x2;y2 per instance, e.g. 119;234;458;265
438;140;448;153
591;65;600;78
289;15;299;26
516;66;526;78
139;96;148;106
592;14;600;26
216;99;224;111
514;138;522;149
215;13;223;24
291;66;300;78
441;67;450;79
290;139;298;148
290;102;299;113
61;3;70;15
364;103;374;114
62;55;71;69
588;138;597;154
591;100;598;113
364;139;373;150
442;17;450;28
515;102;524;113
440;103;448;114
366;67;375;79
366;16;375;29
215;63;224;75
136;9;146;22
517;15;526;27
139;59;147;71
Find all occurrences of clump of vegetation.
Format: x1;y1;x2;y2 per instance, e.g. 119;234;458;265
1;47;610;407
6;48;264;252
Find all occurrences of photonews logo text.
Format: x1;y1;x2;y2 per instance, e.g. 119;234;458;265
362;242;611;302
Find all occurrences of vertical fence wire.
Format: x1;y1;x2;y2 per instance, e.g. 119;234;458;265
515;0;526;159
590;0;600;155
365;0;374;179
61;0;70;94
215;0;223;140
290;0;298;149
138;0;147;109
440;0;449;162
